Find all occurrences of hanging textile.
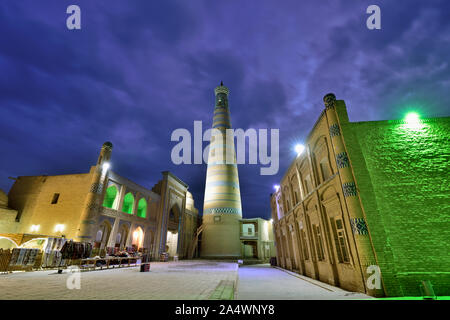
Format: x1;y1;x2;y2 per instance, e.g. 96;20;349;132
9;248;20;266
27;249;39;266
54;238;62;251
16;248;27;265
84;242;92;258
54;251;62;267
22;249;31;266
60;240;74;259
45;238;54;254
48;251;55;267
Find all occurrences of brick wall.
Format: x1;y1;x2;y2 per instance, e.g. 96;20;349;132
8;173;92;239
342;115;450;296
0;208;19;234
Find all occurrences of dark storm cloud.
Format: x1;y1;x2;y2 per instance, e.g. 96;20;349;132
1;0;449;219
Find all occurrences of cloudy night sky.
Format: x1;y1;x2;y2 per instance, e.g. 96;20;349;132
1;1;449;219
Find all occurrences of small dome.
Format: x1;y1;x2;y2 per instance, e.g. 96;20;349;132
0;189;8;207
323;93;336;108
102;141;113;149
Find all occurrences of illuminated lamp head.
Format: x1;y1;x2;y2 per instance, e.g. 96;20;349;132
294;144;305;156
102;162;110;172
405;112;420;124
404;112;422;129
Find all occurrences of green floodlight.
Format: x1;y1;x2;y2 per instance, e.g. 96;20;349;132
403;112;423;129
405;112;420;124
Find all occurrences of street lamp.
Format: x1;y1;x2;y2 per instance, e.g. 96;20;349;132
404;112;422;129
294;144;305;156
102;162;110;172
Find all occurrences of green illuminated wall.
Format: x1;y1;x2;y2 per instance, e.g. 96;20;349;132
338;102;450;296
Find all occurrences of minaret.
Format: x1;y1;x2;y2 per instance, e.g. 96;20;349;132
76;142;113;242
201;82;242;258
323;94;382;296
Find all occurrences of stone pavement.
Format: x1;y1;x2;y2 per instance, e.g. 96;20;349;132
237;264;373;300
0;261;374;300
0;260;238;300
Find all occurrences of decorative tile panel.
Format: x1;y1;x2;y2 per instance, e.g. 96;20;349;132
336;152;350;168
350;218;369;235
204;207;242;215
90;183;103;194
329;123;341;137
342;182;357;197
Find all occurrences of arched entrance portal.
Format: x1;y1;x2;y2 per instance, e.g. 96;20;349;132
132;227;144;251
166;205;180;258
94;221;112;250
116;224;129;251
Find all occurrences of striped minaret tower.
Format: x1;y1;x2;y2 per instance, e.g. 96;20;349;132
201;82;242;259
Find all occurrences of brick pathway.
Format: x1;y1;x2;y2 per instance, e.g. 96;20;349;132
237;264;373;300
0;260;238;300
0;262;376;300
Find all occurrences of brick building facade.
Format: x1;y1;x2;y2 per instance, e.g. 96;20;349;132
0;142;200;260
271;93;449;297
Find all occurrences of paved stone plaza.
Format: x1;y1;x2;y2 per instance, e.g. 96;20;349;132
0;261;372;300
237;264;372;300
0;261;238;300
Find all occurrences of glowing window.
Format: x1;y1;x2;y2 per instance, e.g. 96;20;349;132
137;198;147;218
122;192;135;214
103;185;118;209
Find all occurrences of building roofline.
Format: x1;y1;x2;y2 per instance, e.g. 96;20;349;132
13;172;90;179
109;170;161;198
278;105;450;186
278;107;328;186
349;115;450;125
162;171;189;189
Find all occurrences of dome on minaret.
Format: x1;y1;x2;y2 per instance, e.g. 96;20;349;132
102;141;113;149
214;81;229;95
